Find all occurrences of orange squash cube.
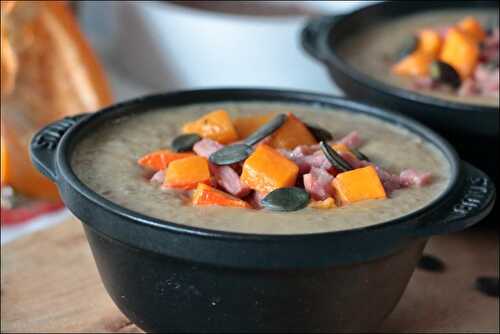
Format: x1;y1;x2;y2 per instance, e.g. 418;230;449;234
268;113;317;150
440;28;479;79
182;109;239;144
240;144;299;194
164;156;211;190
233;114;273;139
457;16;486;42
332;165;386;205
418;29;442;57
138;150;195;171
192;183;250;208
331;143;353;155
392;51;433;77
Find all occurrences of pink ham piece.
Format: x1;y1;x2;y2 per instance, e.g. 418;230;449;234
336;131;362;149
247;191;266;209
399;169;433;187
209;164;251;198
150;170;165;184
193;138;224;158
303;168;334;200
474;65;499;97
279;146;332;174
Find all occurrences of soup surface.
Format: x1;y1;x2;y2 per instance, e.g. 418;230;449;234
72;102;451;234
339;9;499;107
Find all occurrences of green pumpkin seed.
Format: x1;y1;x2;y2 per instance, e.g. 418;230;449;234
245;114;287;146
171;133;202;152
261;187;310;212
306;124;333;142
320;141;352;172
430;61;461;89
397;35;419;61
209;143;254;166
351;148;370;162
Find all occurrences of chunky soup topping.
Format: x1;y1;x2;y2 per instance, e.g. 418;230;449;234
391;16;499;98
137;109;433;212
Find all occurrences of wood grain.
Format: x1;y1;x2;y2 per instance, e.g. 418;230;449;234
1;217;498;333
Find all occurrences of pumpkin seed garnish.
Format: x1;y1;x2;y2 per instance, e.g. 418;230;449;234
417;254;445;273
351;148;370;162
397;35;419;61
430;61;461;89
475;276;499;298
306;123;333;142
245;114;287;146
261;187;310;212
209;143;254;166
319;141;352;172
171;133;202;152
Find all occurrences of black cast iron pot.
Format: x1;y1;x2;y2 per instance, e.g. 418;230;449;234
301;0;499;138
30;89;495;333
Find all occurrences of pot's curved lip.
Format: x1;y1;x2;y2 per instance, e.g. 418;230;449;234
57;88;460;241
317;1;499;114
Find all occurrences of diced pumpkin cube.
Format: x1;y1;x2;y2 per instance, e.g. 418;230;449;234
182;109;239;144
192;183;250;208
164;156;211;190
440;28;479;79
138;150;195;171
418;29;442;57
392;51;433;77
240;144;299;194
331;143;353;155
309;197;337;209
233;113;273;139
332;165;386;204
457;16;486;42
268;113;317;149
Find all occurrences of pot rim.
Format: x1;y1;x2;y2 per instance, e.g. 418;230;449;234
310;1;498;114
55;88;461;241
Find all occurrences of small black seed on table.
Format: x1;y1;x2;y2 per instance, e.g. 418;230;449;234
475;276;499;298
417;254;445;272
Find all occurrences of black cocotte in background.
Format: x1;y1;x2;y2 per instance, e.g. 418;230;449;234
31;89;495;333
301;1;499;227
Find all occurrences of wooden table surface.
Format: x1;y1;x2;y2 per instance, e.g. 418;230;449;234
1;217;499;333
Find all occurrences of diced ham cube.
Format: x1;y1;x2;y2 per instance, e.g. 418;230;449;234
209;164;251;198
193;139;224;158
303;168;334;200
150;170;165;184
336;131;363;149
399;169;433;187
247;191;266;209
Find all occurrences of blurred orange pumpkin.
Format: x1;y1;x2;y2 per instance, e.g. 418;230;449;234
1;1;112;202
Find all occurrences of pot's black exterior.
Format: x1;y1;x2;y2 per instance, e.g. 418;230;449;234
84;224;426;333
301;1;498;138
30;89;496;333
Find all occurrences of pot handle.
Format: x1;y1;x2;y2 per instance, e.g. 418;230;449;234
301;14;345;63
409;161;495;238
30;113;89;182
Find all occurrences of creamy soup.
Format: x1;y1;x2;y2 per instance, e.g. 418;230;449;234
339;9;499;107
72;102;451;234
